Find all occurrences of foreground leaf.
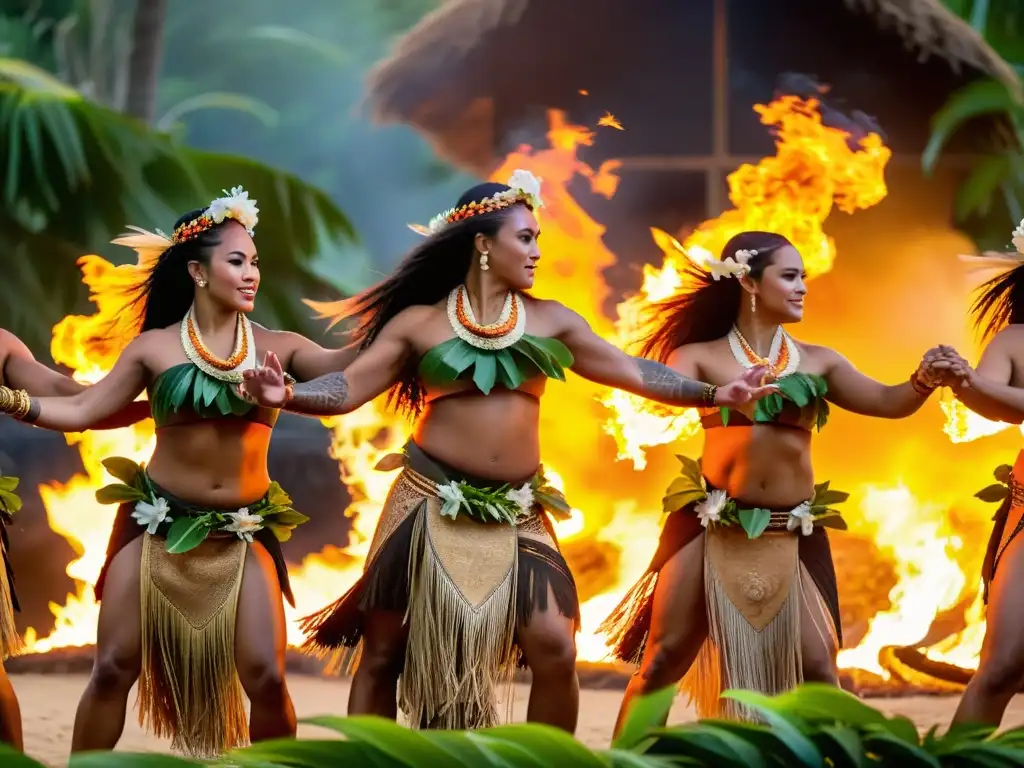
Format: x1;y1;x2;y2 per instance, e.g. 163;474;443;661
722;690;823;766
613;685;677;750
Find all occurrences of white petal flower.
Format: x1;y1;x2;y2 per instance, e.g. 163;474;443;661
707;256;751;282
132;496;172;535
206;186;259;235
505;483;535;515
696;489;727;527
507;169;544;208
437;482;466;506
786;501;814;536
223;507;264;541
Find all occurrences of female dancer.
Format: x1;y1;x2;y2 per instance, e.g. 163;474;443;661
924;224;1024;726
596;230;944;730
236;172;777;733
0;188;354;756
0;330;149;750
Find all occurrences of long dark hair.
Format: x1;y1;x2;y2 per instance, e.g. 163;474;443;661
640;231;794;363
120;209;228;334
970;262;1024;342
318;182;531;416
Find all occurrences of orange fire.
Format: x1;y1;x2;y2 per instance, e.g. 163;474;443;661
19;95;999;688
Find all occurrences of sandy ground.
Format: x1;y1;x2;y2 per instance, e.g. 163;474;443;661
14;673;1024;766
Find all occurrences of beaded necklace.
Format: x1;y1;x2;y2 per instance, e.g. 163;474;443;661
179;304;256;383
446;286;526;350
727;325;800;378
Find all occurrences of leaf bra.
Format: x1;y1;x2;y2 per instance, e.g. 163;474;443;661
718;371;831;431
149;362;275;428
418;334;574;395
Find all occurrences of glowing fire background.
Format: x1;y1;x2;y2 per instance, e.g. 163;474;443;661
15;94;1023;694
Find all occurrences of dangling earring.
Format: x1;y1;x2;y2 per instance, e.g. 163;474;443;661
479;251;490;271
196;279;206;288
750;293;756;314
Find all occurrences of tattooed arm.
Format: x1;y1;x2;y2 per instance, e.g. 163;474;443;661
554;303;775;407
241;312;414;416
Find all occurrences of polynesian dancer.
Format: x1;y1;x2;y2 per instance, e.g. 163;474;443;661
236;172;777;733
0;188;358;756
596;230;947;730
924;219;1024;727
0;330;150;750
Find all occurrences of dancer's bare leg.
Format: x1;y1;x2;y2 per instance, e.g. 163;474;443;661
519;585;579;732
347;610;407;719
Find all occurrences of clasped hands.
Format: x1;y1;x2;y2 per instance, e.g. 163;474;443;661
913;345;974;392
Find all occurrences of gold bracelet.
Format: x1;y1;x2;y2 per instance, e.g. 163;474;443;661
14;390;32;420
909;372;934;396
702;383;718;405
0;387;30;419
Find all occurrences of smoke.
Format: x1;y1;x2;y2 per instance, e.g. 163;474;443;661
775;72;887;148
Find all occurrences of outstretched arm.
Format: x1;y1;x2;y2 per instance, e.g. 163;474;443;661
0;338;148;431
942;334;1024;424
822;348;935;419
271;329;360;381
556;306;774;407
242;318;411;416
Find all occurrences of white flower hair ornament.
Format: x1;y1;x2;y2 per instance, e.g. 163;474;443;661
707;248;757;281
408;169;545;237
172;186;260;244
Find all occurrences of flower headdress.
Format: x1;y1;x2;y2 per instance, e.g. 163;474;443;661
409;169;544;236
110;186;259;266
173;186;259;243
959;217;1024;273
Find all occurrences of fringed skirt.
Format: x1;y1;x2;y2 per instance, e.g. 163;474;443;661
95;479;295;758
0;515;21;660
599;494;842;720
301;441;581;730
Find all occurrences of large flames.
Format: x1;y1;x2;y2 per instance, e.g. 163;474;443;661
17;95;1008;690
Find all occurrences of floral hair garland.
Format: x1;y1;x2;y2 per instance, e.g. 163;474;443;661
172;186;260;243
409;169;544;236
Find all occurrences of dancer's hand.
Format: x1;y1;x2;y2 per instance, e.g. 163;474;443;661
715;365;779;406
239;351;291;408
920;345;971;389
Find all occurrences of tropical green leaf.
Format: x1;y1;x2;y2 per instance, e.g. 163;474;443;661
816;514;848;531
164;515;212;554
813;489;849;507
976;483;1010;503
923;78;1022;173
304;714;474;765
229;25;352;66
69;752;201;767
723;690;823;766
475;724;607;767
227;737;397;766
955;154;1014;218
267;508;310;526
720;406;730;427
861;731;940;767
157;91;279;132
813;725;867;768
100;456;141;487
738;507;771;539
613;685;677;750
94;483;147;505
495;348;525;390
649;723;769;767
663;489;706;515
770;683;890;728
0;476;18;492
0;489;22;515
473;353;498;395
526;336;575;368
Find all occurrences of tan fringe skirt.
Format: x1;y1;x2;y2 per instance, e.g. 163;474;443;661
301;442;580;730
95;479;297;759
0;521;21;659
599;498;842;720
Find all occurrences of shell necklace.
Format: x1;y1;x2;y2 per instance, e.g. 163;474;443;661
180;303;256;383
447;285;526;350
728;325;800;378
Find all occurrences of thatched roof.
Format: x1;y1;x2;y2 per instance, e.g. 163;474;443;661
365;0;1018;170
